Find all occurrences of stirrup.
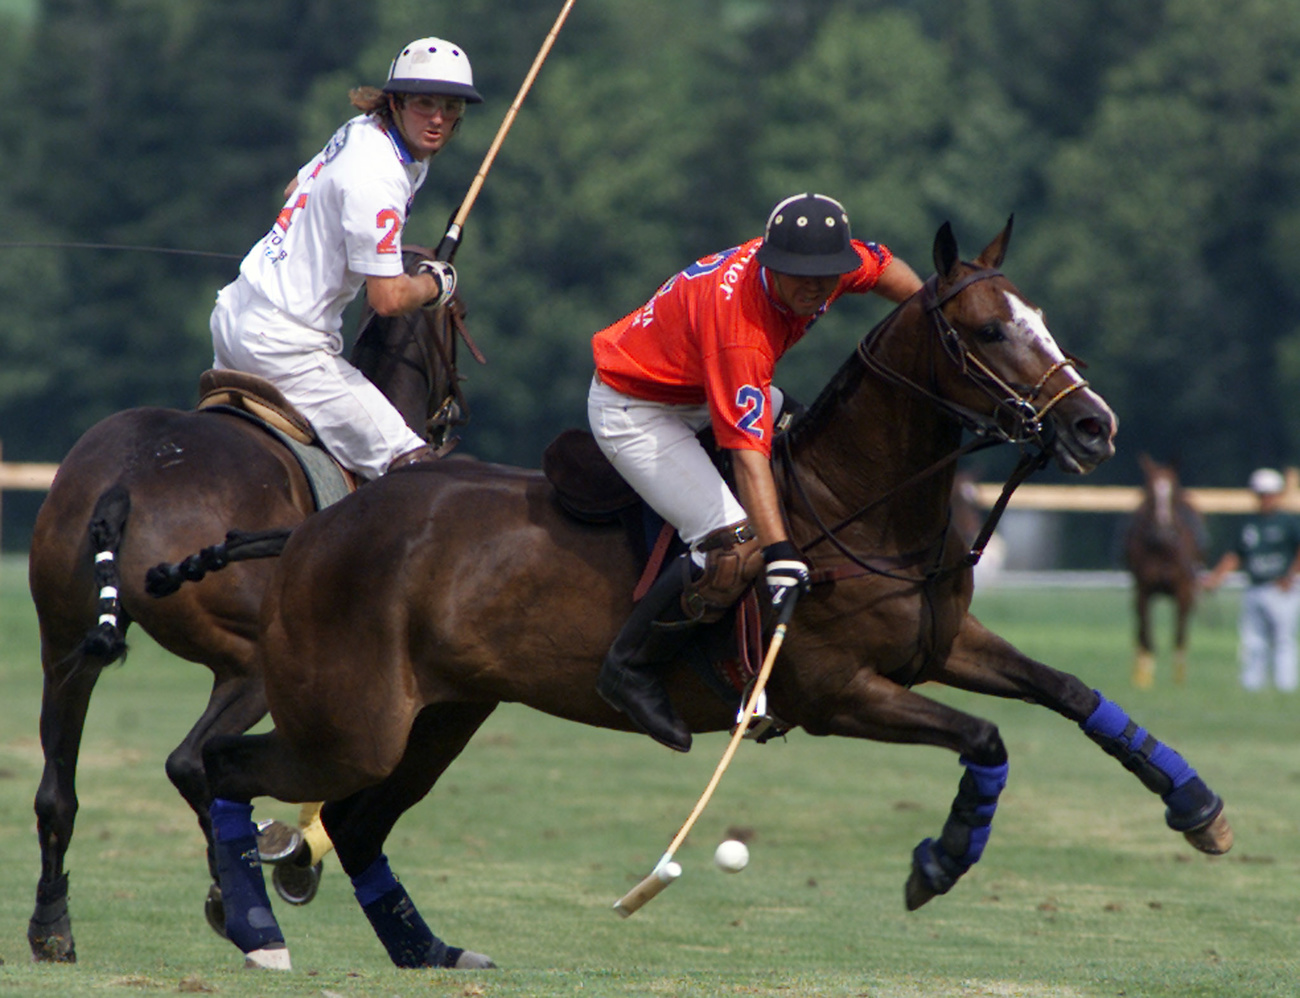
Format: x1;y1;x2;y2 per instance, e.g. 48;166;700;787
734;682;776;741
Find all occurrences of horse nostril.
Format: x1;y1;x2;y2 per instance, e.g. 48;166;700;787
1076;416;1113;444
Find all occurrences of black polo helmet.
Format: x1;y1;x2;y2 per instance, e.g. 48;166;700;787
756;193;861;276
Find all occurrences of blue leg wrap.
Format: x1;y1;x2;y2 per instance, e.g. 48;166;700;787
1081;691;1222;831
208;799;284;954
913;758;1008;896
353;857;460;968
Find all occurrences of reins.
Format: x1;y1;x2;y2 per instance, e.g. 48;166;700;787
783;265;1076;583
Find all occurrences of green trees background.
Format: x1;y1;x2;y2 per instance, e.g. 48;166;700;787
3;0;1300;550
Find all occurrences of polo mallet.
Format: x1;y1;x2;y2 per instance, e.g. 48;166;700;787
612;591;800;918
435;0;577;263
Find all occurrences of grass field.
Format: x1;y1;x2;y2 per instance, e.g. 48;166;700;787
1;553;1298;996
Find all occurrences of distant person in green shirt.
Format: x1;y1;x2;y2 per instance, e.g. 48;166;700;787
1204;468;1300;691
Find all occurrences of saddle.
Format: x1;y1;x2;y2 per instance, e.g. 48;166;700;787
542;427;783;740
197;369;315;445
196;369;355;510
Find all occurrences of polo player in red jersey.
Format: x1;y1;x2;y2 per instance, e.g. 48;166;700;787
588;193;925;751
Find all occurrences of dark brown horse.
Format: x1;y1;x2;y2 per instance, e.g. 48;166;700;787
26;251;474;963
199;220;1232;971
1123;454;1206;687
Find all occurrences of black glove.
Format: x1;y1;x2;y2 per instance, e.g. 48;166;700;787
763;540;810;609
414;258;457;308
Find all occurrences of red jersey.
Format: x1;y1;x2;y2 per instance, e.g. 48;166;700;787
592;236;893;455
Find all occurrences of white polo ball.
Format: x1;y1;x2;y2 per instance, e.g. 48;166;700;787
713;839;749;873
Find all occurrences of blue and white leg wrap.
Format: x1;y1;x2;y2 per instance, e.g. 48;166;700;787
352;855;461;968
912;757;1008;896
209;799;285;955
1081;691;1222;831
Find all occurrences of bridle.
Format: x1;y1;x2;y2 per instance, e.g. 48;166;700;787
408;302;485;453
353;246;488;455
858;268;1089;449
783;265;1090;580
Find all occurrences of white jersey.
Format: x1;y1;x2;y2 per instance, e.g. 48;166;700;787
238;113;429;333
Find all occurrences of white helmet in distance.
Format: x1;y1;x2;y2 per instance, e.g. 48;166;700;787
1248;467;1285;495
384;37;483;103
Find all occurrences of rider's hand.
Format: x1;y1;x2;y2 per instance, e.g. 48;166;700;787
763;540;810;610
415;259;457;309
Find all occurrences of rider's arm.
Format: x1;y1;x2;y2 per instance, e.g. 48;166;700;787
872;257;925;303
365;272;442;317
732;447;787;548
1203;550;1240;590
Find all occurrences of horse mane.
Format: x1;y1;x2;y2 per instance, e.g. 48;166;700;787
784;304;900;451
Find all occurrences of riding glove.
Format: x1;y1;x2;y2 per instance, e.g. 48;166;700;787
763;540;810;609
415;259;457;309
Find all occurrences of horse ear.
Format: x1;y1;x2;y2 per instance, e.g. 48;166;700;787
933;221;959;280
976;215;1015;270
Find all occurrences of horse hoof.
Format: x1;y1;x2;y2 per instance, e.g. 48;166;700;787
272;860;323;906
27;926;76;963
204;883;229;940
243;943;292;970
256;819;303;864
903;868;938;911
1131;652;1155;689
1184;809;1233;855
29;876;76;962
453;949;498;969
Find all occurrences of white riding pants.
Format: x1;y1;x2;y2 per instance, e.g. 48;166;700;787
210;277;425;480
1238;581;1300;692
588;376;781;556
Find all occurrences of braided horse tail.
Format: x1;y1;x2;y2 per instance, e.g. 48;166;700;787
78;484;131;663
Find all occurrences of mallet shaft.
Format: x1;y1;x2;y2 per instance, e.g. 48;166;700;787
436;0;577;261
612;596;798;917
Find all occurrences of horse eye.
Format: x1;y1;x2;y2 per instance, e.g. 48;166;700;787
975;323;1005;344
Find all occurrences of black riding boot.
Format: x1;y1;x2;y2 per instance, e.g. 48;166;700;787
597;555;698;753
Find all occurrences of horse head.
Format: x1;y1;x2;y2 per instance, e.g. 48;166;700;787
922;217;1116;474
350;245;481;449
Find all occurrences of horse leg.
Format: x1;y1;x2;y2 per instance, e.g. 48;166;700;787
199;696;436;967
1173;588;1191;685
1132;588;1155;689
29;651;107;963
164;675;269;881
805;670;1009;909
29;485;133;962
200;729;337;970
324;703;497;969
940;615;1232;853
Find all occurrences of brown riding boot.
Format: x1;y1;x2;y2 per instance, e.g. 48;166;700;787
387;444;437;472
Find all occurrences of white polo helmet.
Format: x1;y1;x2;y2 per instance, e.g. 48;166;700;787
383;37;483;103
1249;467;1285;495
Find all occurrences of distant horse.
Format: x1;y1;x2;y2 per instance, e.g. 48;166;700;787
1123;454;1206;687
197;221;1231;970
26;250;476;963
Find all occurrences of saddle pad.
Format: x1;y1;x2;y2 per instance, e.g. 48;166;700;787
202;405;354;511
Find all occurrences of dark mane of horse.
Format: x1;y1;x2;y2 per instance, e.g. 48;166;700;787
785;305;902;450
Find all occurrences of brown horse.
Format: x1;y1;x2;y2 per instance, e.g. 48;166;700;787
1124;454;1206;687
26;252;474;963
199;220;1232;971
